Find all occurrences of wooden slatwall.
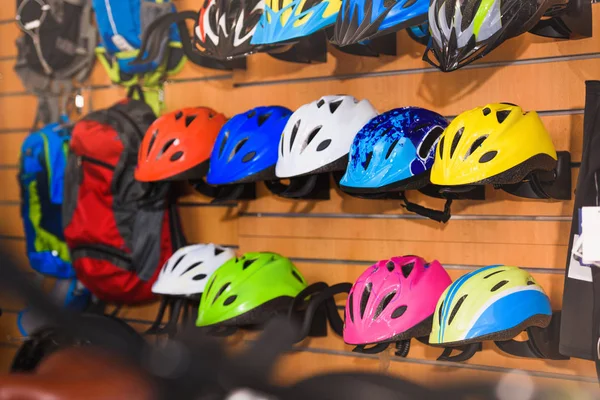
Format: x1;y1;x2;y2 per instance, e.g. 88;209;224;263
0;0;599;391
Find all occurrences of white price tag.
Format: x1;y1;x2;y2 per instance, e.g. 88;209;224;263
582;206;600;262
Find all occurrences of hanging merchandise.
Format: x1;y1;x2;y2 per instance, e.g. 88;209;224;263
429;265;553;362
148;243;235;337
14;0;97;127
252;0;342;45
561;81;600;371
19;118;72;279
406;21;430;46
196;252;307;330
423;0;591;72
344;256;452;357
430;103;571;200
270;95;378;199
135;107;227;182
332;0;428;46
62;99;186;304
340;107;469;222
528;0;592;40
207;106;292;202
92;0;187;115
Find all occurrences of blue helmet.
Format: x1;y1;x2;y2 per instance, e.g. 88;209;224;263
333;0;429;46
340;107;448;193
251;0;341;45
207;106;292;185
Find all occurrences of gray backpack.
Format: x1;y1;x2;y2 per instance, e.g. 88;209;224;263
14;0;97;127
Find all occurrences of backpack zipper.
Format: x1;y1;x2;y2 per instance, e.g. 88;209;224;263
72;244;132;265
78;155;116;170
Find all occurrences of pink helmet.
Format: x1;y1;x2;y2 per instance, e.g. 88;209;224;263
344;255;452;346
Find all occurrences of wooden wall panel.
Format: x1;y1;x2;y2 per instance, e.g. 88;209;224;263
0;7;597;387
0;3;16;21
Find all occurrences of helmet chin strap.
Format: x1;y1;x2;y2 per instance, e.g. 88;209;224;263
436;342;482;362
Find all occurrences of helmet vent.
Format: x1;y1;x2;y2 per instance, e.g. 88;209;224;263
401;262;415;278
448;295;467;325
491;280;509;292
161;261;168;273
424;263;430;269
316;99;326;108
386;261;395;272
527;279;536;285
316;139;332;152
363;151;373;170
206;275;216;297
329;99;343;114
305;126;322;149
147;129;158;157
418;126;444;159
450;127;463;158
479;151;497;163
185;115;197;128
242;259;255;270
214;247;224;256
280;134;285;156
482;107;491;116
292;269;304;284
465;135;488;159
223;295;237;306
484;270;504;279
386;138;399;160
496;110;511;124
290;120;300;151
212;282;230;304
439;136;445;160
438;300;444;325
360;283;372;319
401;0;416;8
193;273;207;281
247;110;257;118
171;254;186;272
374;291;396;320
242;151;256;163
218;131;229;157
181;261;203;275
170;151;184;162
160;139;177;158
230;138;248;161
257;113;271;127
391;305;407;319
348;293;355;323
175;111;183;120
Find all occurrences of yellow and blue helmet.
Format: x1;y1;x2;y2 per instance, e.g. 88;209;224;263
430;265;552;347
251;0;342;45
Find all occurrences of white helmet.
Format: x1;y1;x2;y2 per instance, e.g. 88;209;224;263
275;95;378;178
152;244;235;296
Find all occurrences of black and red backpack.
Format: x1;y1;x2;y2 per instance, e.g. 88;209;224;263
62;99;185;304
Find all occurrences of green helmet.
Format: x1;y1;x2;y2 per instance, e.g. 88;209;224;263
196;252;307;327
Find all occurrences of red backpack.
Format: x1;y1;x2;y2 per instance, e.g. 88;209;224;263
62;99;184;304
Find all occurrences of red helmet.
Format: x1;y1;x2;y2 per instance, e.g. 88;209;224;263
135;107;227;182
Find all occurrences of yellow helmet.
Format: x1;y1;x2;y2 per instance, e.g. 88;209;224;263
430;103;557;186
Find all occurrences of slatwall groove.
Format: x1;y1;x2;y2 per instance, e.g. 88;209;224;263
234;52;600;88
242;212;573;222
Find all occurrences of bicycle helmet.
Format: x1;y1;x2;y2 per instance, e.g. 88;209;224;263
430;103;557;187
196;252;307;327
276;95;377;178
344;256;452;350
195;0;269;60
207;106;292;185
340;107;448;193
135;107;227;182
152;244;235;296
430;265;552;347
333;0;429;46
425;0;569;72
251;0;342;45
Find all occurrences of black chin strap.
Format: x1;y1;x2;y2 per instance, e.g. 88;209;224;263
401;193;453;223
494;311;568;360
190;178;220;198
437;343;482;362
